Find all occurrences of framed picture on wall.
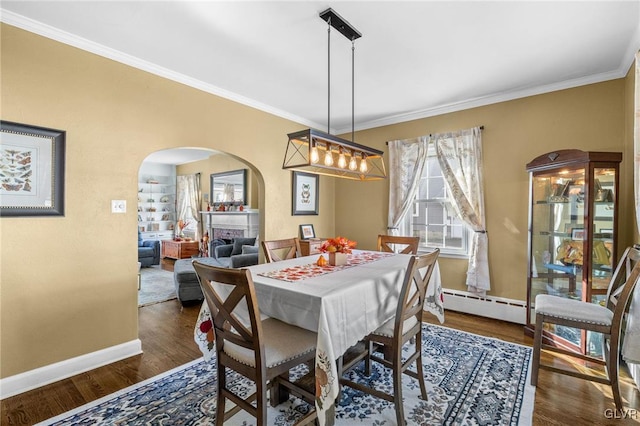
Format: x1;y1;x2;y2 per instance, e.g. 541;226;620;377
0;121;66;216
292;171;319;215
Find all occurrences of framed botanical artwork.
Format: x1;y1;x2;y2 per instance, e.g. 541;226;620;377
299;224;316;240
292;171;319;215
0;121;66;216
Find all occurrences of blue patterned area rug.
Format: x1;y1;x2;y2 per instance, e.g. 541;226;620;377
38;325;534;425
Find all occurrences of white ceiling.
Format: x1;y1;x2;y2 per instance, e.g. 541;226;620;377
2;1;640;164
141;147;219;165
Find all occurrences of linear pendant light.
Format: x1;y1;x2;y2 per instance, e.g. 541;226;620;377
282;8;386;181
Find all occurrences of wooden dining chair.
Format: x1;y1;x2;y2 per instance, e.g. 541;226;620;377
339;249;440;426
530;246;640;411
262;237;302;263
377;234;420;255
192;260;317;425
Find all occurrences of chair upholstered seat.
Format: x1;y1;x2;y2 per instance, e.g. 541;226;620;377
224;318;316;368
371;315;419;338
535;294;613;326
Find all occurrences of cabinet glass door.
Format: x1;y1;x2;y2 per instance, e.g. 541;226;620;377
590;167;616;298
530;167;586;348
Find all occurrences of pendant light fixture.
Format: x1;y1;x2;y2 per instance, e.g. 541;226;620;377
282;8;386;181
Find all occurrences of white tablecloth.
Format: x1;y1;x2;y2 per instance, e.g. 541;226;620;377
194;250;443;425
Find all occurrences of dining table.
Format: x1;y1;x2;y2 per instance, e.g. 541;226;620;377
193;249;444;426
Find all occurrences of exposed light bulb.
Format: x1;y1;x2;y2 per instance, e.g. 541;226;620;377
349;150;358;171
310;143;319;164
359;154;368;173
337;147;347;168
324;144;334;166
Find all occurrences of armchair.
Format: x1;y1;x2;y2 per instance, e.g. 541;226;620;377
138;230;160;267
212;237;259;268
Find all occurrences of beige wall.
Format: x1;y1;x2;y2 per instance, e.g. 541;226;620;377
337;78;634;301
0;24;334;378
0;23;635;380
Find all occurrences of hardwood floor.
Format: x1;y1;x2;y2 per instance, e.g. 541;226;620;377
2;303;639;425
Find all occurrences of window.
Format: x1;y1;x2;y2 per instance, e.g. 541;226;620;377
402;145;470;257
176;174;201;240
182;200;198;237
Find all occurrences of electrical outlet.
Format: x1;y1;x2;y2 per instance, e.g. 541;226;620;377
112;200;126;213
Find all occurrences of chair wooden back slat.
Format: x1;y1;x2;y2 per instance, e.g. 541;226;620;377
262;238;301;262
395;249;440;335
377;234;420;255
609;247;640;344
192;262;264;362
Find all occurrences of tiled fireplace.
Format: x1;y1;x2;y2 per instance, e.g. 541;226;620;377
213;227;245;241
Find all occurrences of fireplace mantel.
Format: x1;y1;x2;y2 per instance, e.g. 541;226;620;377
200;210;259;242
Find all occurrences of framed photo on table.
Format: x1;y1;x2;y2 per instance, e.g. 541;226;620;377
299;224;316;240
571;228;585;241
292;171;319;215
0;121;66;216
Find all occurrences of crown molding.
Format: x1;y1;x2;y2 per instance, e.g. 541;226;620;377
338;68;628;134
0;9;324;131
2;8;636;137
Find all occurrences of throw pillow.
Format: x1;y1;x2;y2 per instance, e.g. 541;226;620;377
242;245;259;255
232;237;257;255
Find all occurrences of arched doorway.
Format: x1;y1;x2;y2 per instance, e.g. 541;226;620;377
137;146;262;330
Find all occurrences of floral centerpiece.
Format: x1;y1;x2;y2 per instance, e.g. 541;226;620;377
319;236;356;266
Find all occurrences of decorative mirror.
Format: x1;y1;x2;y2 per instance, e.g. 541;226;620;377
210;169;247;207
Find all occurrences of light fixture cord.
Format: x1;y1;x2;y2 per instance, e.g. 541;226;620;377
351;39;355;143
327;17;331;133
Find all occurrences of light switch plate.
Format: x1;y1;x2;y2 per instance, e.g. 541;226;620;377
112;200;126;213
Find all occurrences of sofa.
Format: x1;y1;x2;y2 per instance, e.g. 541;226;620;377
138;230;160;267
173;237;259;304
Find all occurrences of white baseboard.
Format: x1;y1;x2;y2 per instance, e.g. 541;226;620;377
443;288;527;325
0;339;142;400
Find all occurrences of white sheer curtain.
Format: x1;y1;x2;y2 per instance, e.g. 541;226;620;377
623;52;640;364
176;173;202;241
434;127;490;296
387;137;429;235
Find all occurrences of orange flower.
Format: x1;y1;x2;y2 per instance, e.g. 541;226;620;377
320;236;356;254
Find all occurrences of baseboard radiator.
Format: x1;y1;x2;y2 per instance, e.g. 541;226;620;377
442;288;527;325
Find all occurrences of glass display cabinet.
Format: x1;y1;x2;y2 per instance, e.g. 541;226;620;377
525;149;621;355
